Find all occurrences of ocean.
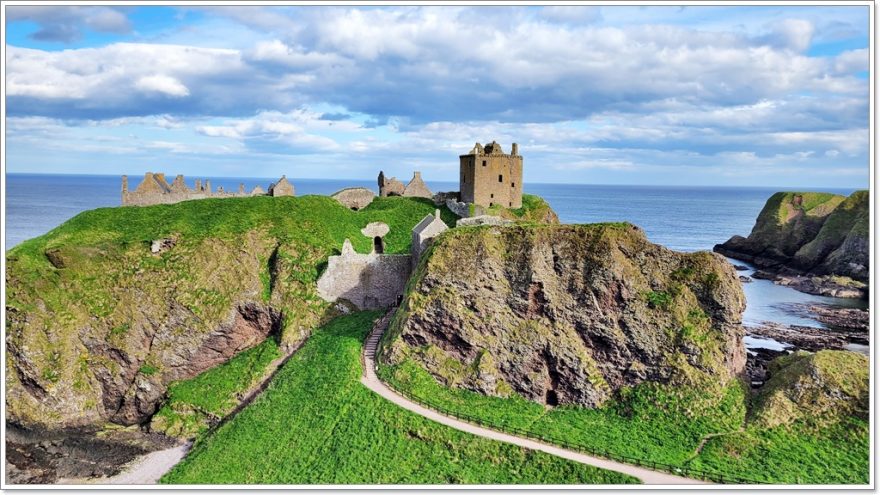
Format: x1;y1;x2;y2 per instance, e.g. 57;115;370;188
4;173;864;340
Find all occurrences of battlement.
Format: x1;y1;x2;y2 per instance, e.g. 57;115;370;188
121;172;295;206
461;140;519;158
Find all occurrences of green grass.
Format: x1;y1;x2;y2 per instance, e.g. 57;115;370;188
688;418;869;484
5;194;462;425
379;357;868;484
151;338;282;437
161;313;638;485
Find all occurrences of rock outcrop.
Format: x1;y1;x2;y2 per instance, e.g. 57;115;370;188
751;350;868;428
5;194;452;430
381;223;746;409
5;231;307;429
714;191;868;296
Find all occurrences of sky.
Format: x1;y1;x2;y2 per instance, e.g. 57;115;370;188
3;4;871;187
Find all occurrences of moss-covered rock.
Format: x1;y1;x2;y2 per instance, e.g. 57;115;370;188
381;223;746;410
751;350;868;428
487;194;560;224
5;195;454;429
714;191;867;283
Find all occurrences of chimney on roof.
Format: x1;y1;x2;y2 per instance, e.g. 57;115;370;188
512;143;518;156
435;209;441;219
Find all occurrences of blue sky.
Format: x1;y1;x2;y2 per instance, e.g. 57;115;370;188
4;4;871;187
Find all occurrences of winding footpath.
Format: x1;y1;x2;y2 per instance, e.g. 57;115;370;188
360;321;708;485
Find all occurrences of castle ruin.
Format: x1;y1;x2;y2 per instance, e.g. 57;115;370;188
378;171;433;199
121;172;294;206
459;141;523;209
316;212;449;310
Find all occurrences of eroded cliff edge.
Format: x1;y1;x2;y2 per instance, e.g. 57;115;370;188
713;191;868;297
380;223;747;408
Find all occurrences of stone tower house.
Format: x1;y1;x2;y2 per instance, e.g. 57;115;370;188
459;140;523;208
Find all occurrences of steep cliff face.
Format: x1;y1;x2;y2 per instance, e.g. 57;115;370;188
381;223;746;409
6;195;454;429
714;191;868;282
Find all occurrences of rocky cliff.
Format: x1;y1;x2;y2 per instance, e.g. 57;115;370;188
5;195;454;429
714;191;868;286
380;223;746;409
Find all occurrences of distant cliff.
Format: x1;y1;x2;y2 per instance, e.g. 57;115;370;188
381;223;746;410
714;191;868;291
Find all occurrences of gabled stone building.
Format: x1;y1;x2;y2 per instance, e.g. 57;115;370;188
459;140;523;208
411;209;448;267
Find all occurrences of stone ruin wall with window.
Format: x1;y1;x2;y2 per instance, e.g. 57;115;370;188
459;141;523;209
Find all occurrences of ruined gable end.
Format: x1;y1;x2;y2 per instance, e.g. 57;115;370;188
403;171;433;199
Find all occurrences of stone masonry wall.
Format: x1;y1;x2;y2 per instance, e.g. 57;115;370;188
316;240;412;310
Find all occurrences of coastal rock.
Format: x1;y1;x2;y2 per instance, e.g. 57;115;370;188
6;229;320;429
714;191;868;297
745;320;867;352
382;223;746;409
752;350;868;428
738;275;753;283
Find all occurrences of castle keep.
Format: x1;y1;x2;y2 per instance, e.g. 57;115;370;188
122;172;294;206
459;141;523;209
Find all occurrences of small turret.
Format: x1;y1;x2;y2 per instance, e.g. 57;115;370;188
512;143;518;156
121;175;128;193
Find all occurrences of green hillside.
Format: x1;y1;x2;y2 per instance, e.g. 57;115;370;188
161;312;637;484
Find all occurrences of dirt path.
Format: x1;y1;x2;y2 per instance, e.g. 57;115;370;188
360;320;709;485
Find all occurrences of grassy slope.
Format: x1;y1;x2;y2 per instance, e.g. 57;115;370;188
5;195;457;426
161;312;637;485
380;358;868;484
150;338;282;438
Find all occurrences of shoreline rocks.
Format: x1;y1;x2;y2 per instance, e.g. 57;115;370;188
5;423;179;485
714;190;868;299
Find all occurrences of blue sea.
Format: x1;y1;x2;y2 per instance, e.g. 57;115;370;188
4;173;865;341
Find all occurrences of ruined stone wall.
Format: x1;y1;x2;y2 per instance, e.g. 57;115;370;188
122;173;288;206
331;187;376;210
460;142;523;208
316;240;412;309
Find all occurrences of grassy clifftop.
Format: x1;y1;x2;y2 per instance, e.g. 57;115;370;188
5;195;456;429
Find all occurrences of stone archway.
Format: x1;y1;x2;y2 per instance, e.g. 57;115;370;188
373;236;384;254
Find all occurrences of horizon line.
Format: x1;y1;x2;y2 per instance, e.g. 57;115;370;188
4;171;867;192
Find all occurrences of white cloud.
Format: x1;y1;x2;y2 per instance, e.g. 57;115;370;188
135;75;190;97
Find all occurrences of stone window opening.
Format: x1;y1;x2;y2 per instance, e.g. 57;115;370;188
373;236;384;254
511;182;515;188
490;193;494;199
498;174;503;182
482;160;487;167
